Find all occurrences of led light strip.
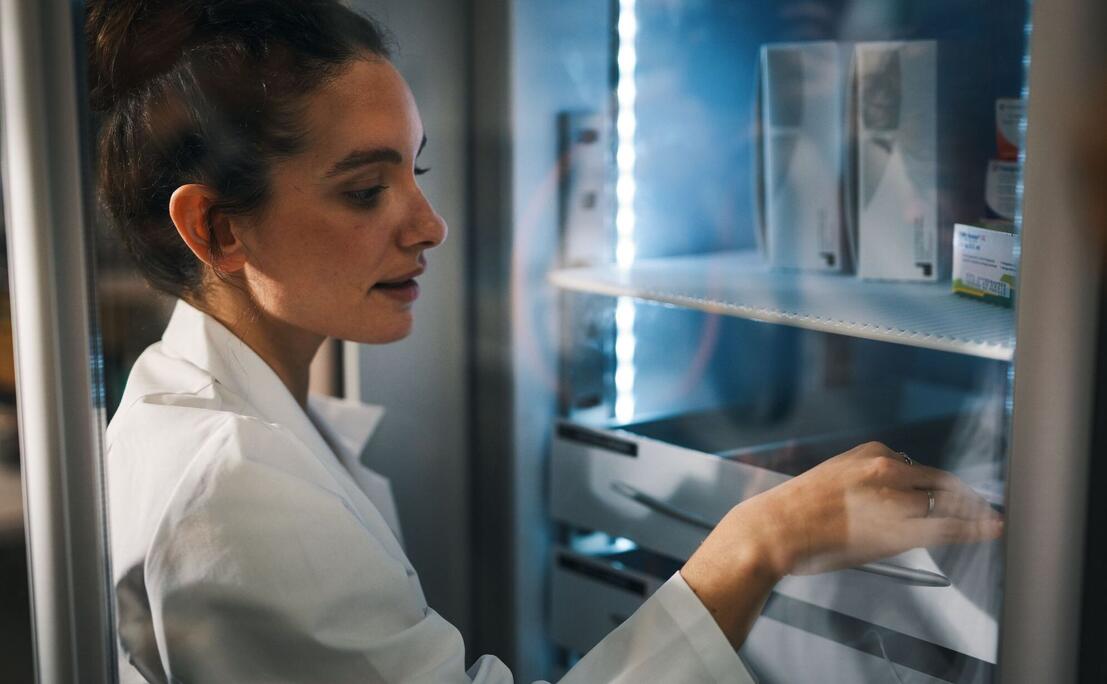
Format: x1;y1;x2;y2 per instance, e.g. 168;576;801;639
614;0;638;422
1008;13;1032;417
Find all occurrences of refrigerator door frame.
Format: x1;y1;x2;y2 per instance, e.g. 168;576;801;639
469;0;523;673
0;0;116;682
1079;275;1107;681
1000;0;1104;682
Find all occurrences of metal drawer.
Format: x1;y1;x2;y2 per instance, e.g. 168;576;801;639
743;601;988;684
549;386;1003;664
548;547;664;655
548;546;993;683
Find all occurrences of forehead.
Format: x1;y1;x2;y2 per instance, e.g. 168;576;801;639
297;59;422;171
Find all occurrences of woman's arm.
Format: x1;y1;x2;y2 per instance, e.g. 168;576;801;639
681;440;1003;649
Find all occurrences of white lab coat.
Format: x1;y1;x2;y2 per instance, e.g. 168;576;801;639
106;299;748;683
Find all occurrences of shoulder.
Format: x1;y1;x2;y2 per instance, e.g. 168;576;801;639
106;387;305;564
105;338;314;476
107;340;244;443
105;341;287;510
106;344;340;570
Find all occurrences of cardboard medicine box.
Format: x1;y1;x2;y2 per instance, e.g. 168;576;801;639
952;223;1017;307
758;41;848;272
853;40;941;281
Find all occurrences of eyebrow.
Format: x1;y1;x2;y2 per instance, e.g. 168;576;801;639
324;135;428;178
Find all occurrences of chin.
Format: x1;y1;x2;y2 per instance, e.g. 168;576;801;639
349;316;414;345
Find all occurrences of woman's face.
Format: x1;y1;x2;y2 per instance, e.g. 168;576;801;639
235;58;446;345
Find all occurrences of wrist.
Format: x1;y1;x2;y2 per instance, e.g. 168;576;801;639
724;496;797;580
680;504;787;648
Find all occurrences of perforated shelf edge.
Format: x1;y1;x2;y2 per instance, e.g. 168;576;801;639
548;251;1015;361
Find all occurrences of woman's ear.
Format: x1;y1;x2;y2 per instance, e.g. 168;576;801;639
168;184;247;273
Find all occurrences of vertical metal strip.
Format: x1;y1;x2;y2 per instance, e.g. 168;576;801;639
1079;278;1107;682
1000;0;1103;681
0;1;114;682
467;0;517;669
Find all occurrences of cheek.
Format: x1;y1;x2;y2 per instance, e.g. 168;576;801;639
245;201;410;340
272;214;384;293
331;221;396;292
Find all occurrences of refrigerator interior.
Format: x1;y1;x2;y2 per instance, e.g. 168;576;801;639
526;1;1032;682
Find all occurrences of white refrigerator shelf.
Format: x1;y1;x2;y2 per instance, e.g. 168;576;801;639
549;251;1016;361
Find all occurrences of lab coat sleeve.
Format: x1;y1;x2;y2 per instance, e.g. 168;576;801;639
557;571;753;684
139;417;748;683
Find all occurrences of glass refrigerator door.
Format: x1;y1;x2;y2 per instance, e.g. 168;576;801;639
510;1;1097;682
0;2;116;682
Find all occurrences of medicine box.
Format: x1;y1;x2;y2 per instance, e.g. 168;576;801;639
952;223;1017;307
758;42;848;272
853;40;941;281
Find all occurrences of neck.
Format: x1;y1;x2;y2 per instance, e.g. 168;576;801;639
189;288;324;409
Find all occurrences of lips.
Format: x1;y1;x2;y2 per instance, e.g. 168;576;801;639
374;279;416;289
371;266;424;303
375;266;424;287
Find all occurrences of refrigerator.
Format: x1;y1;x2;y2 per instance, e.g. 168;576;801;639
0;0;1104;683
468;0;1107;682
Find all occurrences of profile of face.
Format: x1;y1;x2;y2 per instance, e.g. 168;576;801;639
184;58;448;346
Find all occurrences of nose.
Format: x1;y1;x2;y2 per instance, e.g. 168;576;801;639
400;188;448;250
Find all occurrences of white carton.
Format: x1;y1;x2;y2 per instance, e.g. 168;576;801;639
758;42;848;272
853;41;941;281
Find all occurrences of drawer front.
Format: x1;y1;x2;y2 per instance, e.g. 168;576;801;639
547;546;992;683
548;548;661;655
743;605;985;684
550;422;787;559
549;422;1001;664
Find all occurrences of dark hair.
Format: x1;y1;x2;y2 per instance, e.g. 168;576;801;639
87;0;392;299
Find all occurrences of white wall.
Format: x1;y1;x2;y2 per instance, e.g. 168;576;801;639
347;0;472;641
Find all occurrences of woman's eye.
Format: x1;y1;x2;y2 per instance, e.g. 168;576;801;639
415;166;431;176
345;185;389;207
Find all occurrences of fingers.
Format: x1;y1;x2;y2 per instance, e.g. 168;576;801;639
906;516;1004;547
906;463;980;497
858;445;997;515
910;488;1000;521
866;449;966;494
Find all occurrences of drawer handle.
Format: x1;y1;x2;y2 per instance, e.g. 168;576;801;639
610;480;717;530
609;480;951;588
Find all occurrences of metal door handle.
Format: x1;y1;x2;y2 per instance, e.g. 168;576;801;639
611;480;718;529
610;480;951;588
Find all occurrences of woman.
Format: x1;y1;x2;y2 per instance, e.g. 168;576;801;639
89;1;1002;682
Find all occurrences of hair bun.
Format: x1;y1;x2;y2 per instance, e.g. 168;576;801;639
86;0;204;112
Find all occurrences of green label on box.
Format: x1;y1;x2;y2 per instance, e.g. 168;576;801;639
952;224;1017;307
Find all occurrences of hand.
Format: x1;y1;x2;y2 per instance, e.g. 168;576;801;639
680;441;1003;648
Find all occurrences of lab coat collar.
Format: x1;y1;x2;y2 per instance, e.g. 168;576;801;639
159;299;384;474
305;395;404;545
